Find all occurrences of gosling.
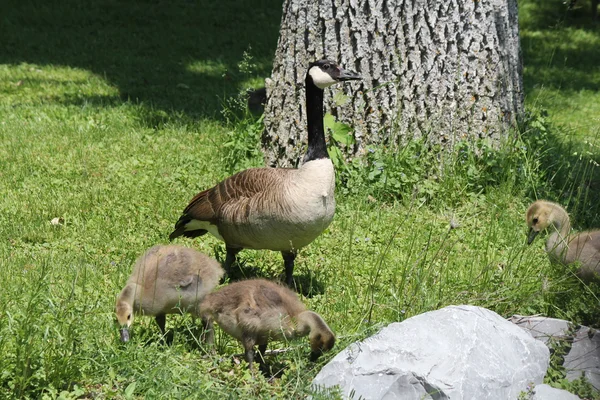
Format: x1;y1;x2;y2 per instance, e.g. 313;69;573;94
199;279;335;371
115;244;224;342
526;200;600;281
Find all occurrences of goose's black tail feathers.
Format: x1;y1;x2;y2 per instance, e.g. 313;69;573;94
168;215;208;241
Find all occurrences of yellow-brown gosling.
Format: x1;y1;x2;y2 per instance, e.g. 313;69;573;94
199;279;335;371
526;200;600;281
115;244;224;342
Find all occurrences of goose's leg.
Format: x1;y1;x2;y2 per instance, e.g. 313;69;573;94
282;251;297;287
201;318;216;355
257;343;267;365
155;314;172;345
256;343;271;375
224;246;242;278
201;318;214;345
155;314;166;335
245;348;256;374
242;335;257;374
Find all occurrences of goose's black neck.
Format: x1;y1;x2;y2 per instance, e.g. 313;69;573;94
303;77;329;163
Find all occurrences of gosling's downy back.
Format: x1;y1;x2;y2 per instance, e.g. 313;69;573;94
115;245;224;340
200;279;308;337
200;279;335;363
125;245;224;313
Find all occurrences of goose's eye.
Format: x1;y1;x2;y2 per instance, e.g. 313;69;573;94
323;64;330;70
532;218;538;224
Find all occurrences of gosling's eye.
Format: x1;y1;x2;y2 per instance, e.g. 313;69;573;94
532;218;538;224
127;314;131;320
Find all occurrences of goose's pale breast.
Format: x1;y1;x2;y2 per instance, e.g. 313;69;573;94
219;158;336;251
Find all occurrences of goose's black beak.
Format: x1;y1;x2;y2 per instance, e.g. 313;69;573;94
527;228;539;245
120;327;130;342
337;68;361;82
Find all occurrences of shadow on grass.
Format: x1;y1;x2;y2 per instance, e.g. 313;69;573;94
523;111;600;228
520;0;600;93
223;262;327;297
225;261;268;282
0;0;282;121
292;272;327;297
211;244;327;296
520;0;600;225
520;0;598;31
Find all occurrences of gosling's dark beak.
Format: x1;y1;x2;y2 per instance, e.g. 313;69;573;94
337;68;361;82
120;327;130;343
527;228;539;245
309;350;323;362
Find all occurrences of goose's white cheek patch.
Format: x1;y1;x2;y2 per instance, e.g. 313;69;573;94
308;67;337;89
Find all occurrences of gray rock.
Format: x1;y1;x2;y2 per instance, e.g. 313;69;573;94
312;305;549;400
564;326;600;391
511;315;599;391
508;315;572;345
532;384;580;400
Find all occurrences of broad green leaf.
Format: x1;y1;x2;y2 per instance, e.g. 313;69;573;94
323;113;356;146
333;91;350;106
323;113;336;131
327;144;343;168
331;123;354;145
124;382;137;399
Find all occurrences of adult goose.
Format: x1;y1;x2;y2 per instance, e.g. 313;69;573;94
169;60;361;286
526;200;600;281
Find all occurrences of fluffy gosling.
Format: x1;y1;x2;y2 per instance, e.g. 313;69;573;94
116;245;224;342
526;200;600;281
199;279;335;371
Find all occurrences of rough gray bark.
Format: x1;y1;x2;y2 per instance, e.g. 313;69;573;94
263;0;523;167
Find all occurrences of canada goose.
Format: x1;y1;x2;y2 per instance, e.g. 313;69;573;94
526;200;600;281
115;244;224;342
199;279;335;371
169;60;361;286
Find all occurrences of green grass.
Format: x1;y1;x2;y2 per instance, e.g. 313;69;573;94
1;0;599;398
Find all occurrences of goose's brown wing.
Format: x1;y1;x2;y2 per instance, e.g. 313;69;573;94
169;167;291;240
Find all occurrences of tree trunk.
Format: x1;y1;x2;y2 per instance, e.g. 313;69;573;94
262;0;523;167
